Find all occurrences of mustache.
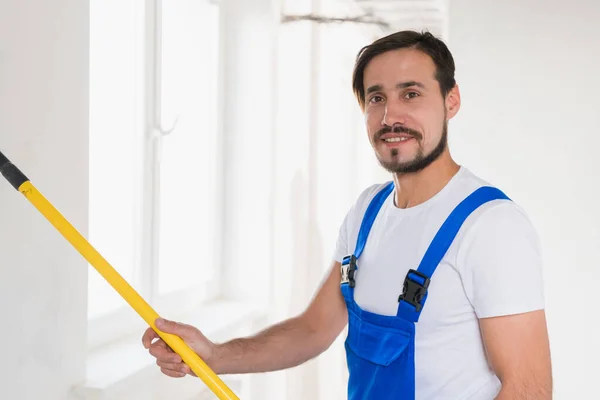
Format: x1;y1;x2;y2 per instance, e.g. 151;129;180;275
375;125;422;141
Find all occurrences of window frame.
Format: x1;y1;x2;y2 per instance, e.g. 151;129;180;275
87;0;223;350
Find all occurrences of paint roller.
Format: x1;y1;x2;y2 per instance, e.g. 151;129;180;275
0;149;239;400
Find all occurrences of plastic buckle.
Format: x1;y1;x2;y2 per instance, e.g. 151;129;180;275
398;269;430;312
341;255;357;288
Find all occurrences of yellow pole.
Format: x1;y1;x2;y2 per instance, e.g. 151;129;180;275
0;150;239;400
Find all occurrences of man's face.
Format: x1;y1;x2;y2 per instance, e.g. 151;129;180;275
362;48;458;174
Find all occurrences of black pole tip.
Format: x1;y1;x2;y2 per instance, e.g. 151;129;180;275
0;150;9;168
0;150;29;190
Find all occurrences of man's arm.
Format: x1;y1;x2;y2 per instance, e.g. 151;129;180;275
143;260;348;377
214;260;347;374
479;309;552;399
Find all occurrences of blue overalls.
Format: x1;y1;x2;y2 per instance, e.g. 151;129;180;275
340;182;510;399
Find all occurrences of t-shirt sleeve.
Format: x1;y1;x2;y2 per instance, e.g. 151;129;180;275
457;202;546;319
333;210;350;263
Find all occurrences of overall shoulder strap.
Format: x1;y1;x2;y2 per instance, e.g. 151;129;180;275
354;182;395;259
397;186;511;321
341;182;394;289
417;186;510;276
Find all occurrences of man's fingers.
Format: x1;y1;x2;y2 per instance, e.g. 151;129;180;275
184;365;197;376
148;336;176;355
150;338;170;351
160;367;186;378
155;318;197;341
156;359;193;375
156;360;183;371
149;343;182;363
145;318;206;379
142;327;159;349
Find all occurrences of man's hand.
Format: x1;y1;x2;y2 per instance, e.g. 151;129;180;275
142;318;217;378
141;261;347;377
480;309;552;399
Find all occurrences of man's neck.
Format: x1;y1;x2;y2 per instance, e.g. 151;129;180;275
392;153;460;209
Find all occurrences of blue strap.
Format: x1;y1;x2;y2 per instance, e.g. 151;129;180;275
353;182;394;259
341;182;394;296
396;186;510;321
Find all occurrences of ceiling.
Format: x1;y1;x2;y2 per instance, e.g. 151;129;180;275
353;0;449;38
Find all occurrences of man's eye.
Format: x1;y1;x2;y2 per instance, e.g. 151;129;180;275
405;92;419;99
369;95;384;103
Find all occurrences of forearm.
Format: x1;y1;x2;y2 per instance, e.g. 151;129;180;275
495;380;552;400
211;315;330;374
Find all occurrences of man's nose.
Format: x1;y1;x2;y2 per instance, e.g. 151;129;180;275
382;98;408;127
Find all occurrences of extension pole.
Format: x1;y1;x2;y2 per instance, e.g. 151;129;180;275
0;150;239;400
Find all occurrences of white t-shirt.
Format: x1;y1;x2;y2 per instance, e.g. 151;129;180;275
333;166;545;400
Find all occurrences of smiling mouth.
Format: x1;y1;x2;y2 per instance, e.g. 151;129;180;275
383;137;413;143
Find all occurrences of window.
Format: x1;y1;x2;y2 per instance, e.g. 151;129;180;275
88;0;221;348
156;0;220;298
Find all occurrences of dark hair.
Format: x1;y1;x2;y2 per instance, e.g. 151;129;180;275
352;30;456;110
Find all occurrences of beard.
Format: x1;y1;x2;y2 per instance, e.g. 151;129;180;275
373;121;448;174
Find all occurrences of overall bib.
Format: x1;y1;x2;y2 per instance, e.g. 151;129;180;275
340;183;510;400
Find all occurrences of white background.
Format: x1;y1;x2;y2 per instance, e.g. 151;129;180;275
0;0;597;399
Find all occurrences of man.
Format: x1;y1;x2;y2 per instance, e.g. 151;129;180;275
142;30;552;399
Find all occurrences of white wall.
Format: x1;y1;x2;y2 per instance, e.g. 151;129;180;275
218;0;278;304
6;0;593;399
0;0;89;399
448;1;600;397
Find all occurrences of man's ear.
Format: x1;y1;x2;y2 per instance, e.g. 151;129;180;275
445;84;461;120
